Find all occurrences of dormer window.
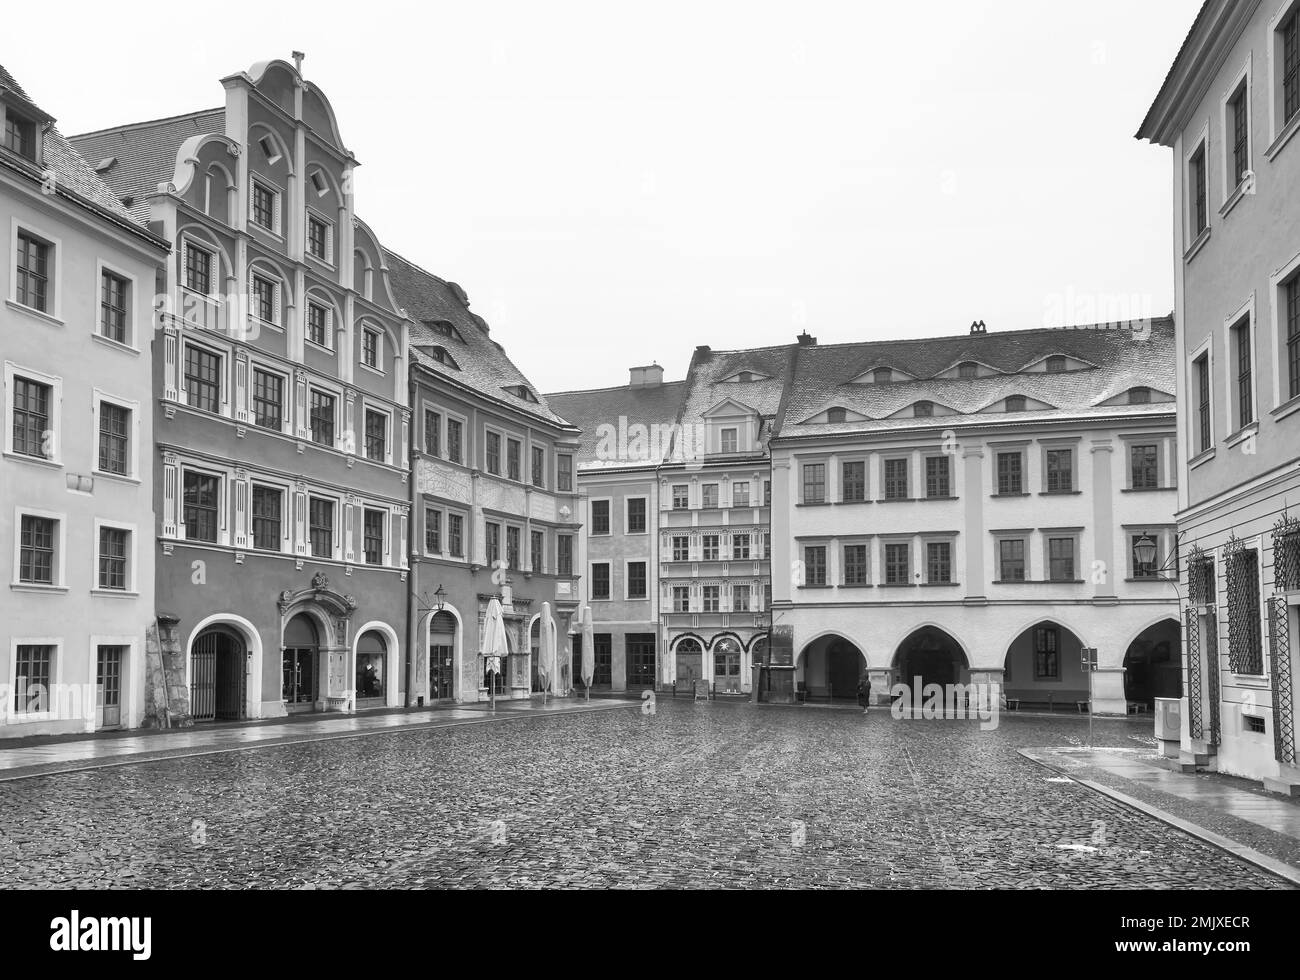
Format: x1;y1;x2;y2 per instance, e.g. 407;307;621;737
1006;395;1027;412
425;345;460;370
257;135;281;164
504;384;539;403
914;401;934;418
4;108;37;161
1045;355;1066;374
423;319;464;342
738;372;753;382
958;362;979;379
1130;387;1151;405
309;170;329;196
873;368;892;385
826;407;847;423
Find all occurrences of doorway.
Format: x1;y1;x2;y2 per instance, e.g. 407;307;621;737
191;627;246;722
95;645;124;729
282;613;319;712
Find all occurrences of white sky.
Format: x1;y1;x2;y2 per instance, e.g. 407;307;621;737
5;0;1200;393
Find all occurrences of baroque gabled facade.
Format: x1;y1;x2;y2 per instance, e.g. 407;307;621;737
71;59;412;722
1140;0;1300;793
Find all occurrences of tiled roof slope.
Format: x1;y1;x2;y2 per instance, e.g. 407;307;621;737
545;380;688;467
674;344;799;450
1;65;152;228
385;250;577;432
777;318;1176;439
68;109;226;223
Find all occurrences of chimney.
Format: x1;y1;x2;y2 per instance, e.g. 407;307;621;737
797;331;817;346
969;320;987;336
629;363;664;388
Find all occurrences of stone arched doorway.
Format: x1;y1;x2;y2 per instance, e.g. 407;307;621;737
428;611;457;702
894;627;968;692
354;630;388;708
798;635;865;702
674;638;704;686
1003;620;1087;709
1123;619;1182;709
282;613;320;713
712;636;744;694
190;625;246;722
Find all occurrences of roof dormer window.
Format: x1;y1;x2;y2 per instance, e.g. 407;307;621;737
505;384;539;403
826;407;847;423
4;108;37;161
1045;355;1067;374
1006;395;1027;412
873;368;893;385
914;401;934;418
1129;386;1151;405
958;362;979;378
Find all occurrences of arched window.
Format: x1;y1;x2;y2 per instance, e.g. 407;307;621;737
429;612;456;701
356;630;387;705
283;614;319;709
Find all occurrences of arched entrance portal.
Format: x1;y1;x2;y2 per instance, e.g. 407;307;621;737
428;611;456;702
191;626;246;722
282;613;320;713
1123;619;1182;709
799;634;865;701
355;630;387;707
1002;621;1087;709
894;627;968;692
713;636;743;694
675;638;703;686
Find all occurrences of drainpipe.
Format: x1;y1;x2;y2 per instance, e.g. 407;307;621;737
405;372;417;708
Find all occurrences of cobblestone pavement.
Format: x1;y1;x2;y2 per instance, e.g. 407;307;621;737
0;699;1290;889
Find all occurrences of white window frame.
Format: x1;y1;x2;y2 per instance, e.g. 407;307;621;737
1188;334;1217;463
94;258;139;352
1222;295;1259;438
671;484;690;510
484;425;505;476
359;322;385;376
4;361;63;465
1268;246;1300;415
731;480;751;507
248;265;282;330
305;206;336;266
91;389;142;482
361;505;389;566
922;535;957;585
446;508;469;560
444;411;467;466
625;495;648;536
307;491;341;561
589;560;613;601
556;452;573;492
1219;55;1254;212
248;173;282;237
361;402;393;465
1267;0;1300;155
179;464;228;547
720;426;738;454
1043;529;1083;583
1183;121;1212;257
505;436;523;482
9;218;63;323
179;335;231;418
249;480;291;554
530;443;547;489
589;496;612;537
625;559;649;600
248;358;293;436
841;538;871;586
307;381;343;451
6;638;63;724
12;506;67;591
180;235;219;300
1038;439;1081;495
92;518;138;595
305;297;336;352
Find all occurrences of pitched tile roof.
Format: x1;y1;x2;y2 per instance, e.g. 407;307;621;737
674;343;799;450
545;380;689;467
777;318;1176;439
0;64;166;243
68;108;226;223
385;250;577;432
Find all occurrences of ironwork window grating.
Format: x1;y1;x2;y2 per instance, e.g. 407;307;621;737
1273;513;1300;594
1225;535;1263;675
1267;596;1296;766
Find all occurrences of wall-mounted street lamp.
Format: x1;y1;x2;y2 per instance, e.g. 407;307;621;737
432;584;446;612
1133;533;1158;570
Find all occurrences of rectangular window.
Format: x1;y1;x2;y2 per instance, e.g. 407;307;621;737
1048;537;1075;581
507;438;521;481
673;536;690;562
506;525;521;570
4;110;36;159
12;377;50;459
309;390;335;446
802;463;826;504
252;369;283;430
673;586;690;612
721;428;738;453
732;481;750;507
363;509;385;565
1230;83;1249;188
98;526;128;590
843;544;868;585
16;232;49;312
1289;277;1300;400
885;543;910;584
1234;319;1253;427
252;274;275;322
925;456;950;498
1285;9;1300;125
884;459;909;500
184;346;221;413
307;215;329;260
557;454;573;492
485;523;501;565
183;472;219;543
732;533;750;560
593;634;613;686
185;242;212;294
702;484;719;509
764;532;771;559
364;409;387;462
1227;547;1264;674
557;534;572;575
486;431;501;474
531;446;545;488
1195;353;1212;452
308;497;334;557
672;485;689;509
1130;444;1159;489
13;646;52;714
591;500;610;536
448;513;464;558
1189;143;1207;237
842;461;865;502
804;545;827;586
702;585;720;612
100;271;127;343
531;530;544;574
733;584;751;612
308;303;329;347
591;562;611;600
999;539;1025;582
1034;627;1059;680
627;497;646;534
926;542;952;584
423;411;440;456
447;419;463;464
19;514;55;584
251;485;282;552
627;561;647;599
362;329;379;369
996;452;1022;495
94;402;130;476
251;181;276;230
1045;449;1073;493
425;508;442;554
764;480;772;506
702;535;719;561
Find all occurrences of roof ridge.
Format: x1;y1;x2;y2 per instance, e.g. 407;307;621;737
805;317;1175;353
68;106;225;140
545;379;687;398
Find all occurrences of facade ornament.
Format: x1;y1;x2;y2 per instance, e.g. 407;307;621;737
227;143;241;157
311;571;330;590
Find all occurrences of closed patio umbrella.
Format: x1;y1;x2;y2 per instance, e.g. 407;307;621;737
481;597;509;712
538;601;556;704
581;605;595;701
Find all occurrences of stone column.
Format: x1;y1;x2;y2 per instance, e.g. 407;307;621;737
1090;440;1116;600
